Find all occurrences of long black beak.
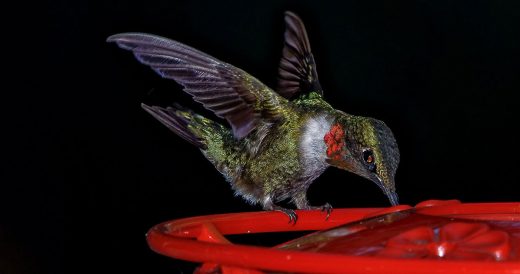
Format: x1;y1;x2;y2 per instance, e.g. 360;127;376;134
386;190;399;206
375;175;399;206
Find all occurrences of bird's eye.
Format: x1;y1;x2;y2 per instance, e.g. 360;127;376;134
363;149;374;163
363;149;376;171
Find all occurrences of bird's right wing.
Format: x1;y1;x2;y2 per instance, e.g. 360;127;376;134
107;33;287;139
277;11;323;99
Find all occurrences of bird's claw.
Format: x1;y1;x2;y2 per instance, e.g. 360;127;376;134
263;198;299;224
321;203;333;220
305;203;333;220
277;208;298;224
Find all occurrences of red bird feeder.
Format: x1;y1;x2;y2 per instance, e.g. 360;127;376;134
146;200;520;273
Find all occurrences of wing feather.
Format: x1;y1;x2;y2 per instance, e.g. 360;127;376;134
108;33;287;139
276;12;323;99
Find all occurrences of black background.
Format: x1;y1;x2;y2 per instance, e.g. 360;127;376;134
4;0;520;273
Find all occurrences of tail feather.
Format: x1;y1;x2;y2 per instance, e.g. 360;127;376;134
141;103;207;149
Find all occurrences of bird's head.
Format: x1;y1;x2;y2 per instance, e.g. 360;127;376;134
323;114;400;206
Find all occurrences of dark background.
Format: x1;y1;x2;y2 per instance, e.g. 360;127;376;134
4;0;520;273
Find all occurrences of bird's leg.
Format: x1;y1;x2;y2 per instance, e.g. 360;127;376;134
292;191;333;220
262;196;297;224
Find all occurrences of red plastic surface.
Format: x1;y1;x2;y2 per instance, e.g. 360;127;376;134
146;200;520;273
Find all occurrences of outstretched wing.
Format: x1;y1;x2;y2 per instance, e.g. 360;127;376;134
277;11;322;99
107;33;287;139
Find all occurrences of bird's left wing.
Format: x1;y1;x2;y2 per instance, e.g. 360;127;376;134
107;33;287;139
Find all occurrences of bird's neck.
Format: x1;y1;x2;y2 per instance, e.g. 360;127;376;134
299;114;334;176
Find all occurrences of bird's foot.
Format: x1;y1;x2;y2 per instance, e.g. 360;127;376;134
262;196;298;224
273;205;298;224
308;203;333;220
321;203;333;220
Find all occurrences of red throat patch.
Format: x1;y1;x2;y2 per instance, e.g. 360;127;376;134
324;123;346;160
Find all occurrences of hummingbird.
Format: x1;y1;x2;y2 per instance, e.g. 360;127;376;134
107;11;400;222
